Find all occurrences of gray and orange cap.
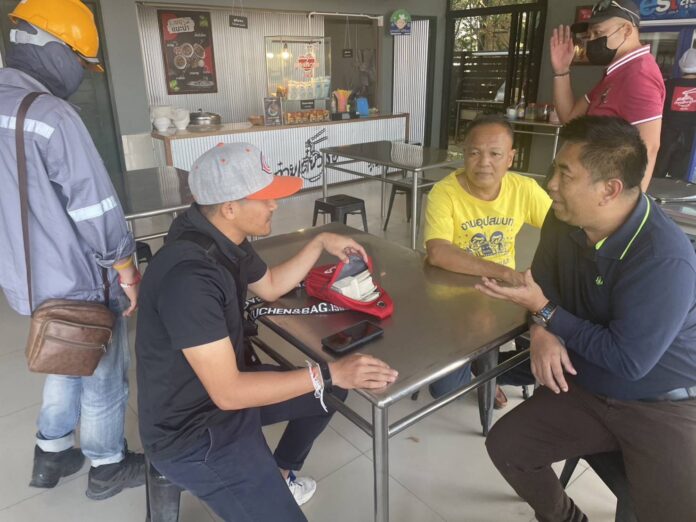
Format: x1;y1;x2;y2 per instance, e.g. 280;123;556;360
189;143;303;204
571;0;640;34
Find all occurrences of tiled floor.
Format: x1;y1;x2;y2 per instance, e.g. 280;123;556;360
0;179;618;521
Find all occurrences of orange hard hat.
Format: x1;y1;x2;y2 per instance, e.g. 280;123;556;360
10;0;101;70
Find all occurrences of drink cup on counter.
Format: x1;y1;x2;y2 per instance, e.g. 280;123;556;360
505;107;517;120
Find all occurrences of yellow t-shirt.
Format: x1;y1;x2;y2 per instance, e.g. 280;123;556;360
424;171;551;269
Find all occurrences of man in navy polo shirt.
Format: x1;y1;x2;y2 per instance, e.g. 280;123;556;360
135;143;398;521
549;0;665;190
478;116;696;522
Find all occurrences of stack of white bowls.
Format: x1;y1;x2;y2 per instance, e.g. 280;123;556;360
171;108;190;130
151;105;173;133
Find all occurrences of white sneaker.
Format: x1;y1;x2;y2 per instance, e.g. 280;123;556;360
286;471;317;506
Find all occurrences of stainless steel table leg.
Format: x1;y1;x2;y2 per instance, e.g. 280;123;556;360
552;128;560;159
380;165;387;218
373;405;389;522
322;152;328;200
411;170;418;250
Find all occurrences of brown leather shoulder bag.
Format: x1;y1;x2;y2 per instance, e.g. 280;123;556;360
17;92;115;376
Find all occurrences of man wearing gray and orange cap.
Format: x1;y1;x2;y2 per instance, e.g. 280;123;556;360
135;143;398;521
549;0;665;191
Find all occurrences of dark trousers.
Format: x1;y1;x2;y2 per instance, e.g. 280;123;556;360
486;380;696;522
151;364;348;522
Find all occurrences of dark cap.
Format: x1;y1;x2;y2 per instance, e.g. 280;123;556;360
571;0;640;34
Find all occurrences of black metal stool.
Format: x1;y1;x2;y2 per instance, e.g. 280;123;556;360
559;452;637;522
312;194;368;231
382;181;433;232
145;461;183;522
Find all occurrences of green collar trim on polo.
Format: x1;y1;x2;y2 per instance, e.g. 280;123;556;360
619;194;651;261
594;237;607;251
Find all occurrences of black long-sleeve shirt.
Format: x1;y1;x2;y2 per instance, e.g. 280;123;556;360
532;194;696;400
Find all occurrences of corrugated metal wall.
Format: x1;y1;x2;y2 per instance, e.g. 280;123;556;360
392;19;430;145
137;4;324;123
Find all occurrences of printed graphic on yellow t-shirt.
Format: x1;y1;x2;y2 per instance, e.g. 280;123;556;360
424;171;551;269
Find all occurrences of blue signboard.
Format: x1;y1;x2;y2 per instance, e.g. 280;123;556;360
640;1;696;21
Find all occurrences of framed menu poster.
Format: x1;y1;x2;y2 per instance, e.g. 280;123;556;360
158;10;217;95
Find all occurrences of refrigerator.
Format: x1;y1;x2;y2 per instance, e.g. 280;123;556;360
639;1;696;181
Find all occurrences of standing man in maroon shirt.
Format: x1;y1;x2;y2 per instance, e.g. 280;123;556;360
549;0;665;191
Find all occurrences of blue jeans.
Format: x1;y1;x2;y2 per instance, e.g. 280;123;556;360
429;363;473;399
36;295;130;466
152;364;347;522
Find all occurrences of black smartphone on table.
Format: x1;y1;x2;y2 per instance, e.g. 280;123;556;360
321;320;384;355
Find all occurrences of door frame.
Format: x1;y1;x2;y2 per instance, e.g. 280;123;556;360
439;1;548;149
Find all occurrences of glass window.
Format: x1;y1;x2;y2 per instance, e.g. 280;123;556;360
450;0;537;10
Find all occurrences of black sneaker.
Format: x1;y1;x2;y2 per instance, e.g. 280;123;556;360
30;445;85;488
86;450;146;500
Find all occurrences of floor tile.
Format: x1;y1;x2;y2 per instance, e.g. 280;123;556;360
565;467;617;522
301;455;445;522
0;351;45;418
0;294;28;358
0;475;212;522
262;422;362;482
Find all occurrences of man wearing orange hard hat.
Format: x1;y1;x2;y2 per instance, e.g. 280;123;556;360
0;0;145;500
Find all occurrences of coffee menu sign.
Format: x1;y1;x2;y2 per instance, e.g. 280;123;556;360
158;10;218;95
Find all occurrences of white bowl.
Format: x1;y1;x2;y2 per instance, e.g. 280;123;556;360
154;117;171;132
150;105;173;122
173;119;189;130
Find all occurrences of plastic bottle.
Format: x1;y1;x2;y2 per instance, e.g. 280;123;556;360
516;94;526;120
330;96;337;114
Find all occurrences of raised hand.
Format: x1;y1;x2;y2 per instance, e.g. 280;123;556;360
550;25;576;74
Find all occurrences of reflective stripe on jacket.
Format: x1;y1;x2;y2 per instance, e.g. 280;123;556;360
0;68;134;315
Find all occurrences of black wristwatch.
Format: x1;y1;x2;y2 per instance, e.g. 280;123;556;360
531;301;557;328
318;361;333;392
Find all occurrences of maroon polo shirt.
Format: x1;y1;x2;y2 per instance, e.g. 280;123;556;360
585;45;666;126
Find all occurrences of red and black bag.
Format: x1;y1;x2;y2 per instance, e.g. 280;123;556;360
304;254;394;319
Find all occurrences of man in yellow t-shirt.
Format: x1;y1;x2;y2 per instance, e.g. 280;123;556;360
425;115;551;400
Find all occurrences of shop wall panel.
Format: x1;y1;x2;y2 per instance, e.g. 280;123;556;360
393;19;430;145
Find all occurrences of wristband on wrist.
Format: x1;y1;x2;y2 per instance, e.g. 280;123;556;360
306;361;328;412
113;257;134;270
318;361;333;392
118;270;141;289
553;70;570;77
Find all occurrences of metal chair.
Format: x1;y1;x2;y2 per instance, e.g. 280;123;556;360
312;194;368;232
145;461;182;522
559;452;637;522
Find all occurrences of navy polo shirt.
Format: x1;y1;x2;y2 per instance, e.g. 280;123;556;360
136;205;268;460
532;194;696;400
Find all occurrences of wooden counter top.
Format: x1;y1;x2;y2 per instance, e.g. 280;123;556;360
151;113;408;141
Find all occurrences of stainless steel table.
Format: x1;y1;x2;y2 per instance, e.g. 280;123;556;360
509;119;563;160
321;141;464;250
121;166;192;243
250;223;530;522
648;178;696;236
